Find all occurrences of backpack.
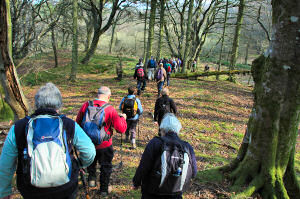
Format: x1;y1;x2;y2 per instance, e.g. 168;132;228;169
81;101;111;145
122;97;138;119
157;69;163;81
167;65;171;73
23;115;72;188
146;136;193;194
149;59;156;68
159;97;171;116
137;67;145;78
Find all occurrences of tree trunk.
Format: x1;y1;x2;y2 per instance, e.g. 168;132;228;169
156;0;165;61
217;0;229;80
143;0;149;63
221;1;300;198
51;27;58;68
229;0;245;81
145;0;157;71
81;27;101;64
0;0;30;120
181;0;194;73
69;0;78;82
109;22;116;54
84;15;93;52
244;43;249;65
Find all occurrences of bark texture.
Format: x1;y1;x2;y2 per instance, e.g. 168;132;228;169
145;0;157;69
229;0;245;81
0;0;30;120
221;1;300;198
70;0;78;82
156;0;165;61
181;0;194;73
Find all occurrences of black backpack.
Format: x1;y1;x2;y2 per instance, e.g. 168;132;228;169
122;97;138;119
146;136;193;195
158;97;171;116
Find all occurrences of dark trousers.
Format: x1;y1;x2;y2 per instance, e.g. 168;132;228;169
126;119;138;140
137;79;146;92
87;146;114;192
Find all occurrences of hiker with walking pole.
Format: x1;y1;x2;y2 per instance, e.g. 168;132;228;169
0;83;96;199
119;86;143;149
76;86;127;196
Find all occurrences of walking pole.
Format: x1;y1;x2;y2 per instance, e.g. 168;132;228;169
74;149;90;199
137;119;140;147
119;133;123;168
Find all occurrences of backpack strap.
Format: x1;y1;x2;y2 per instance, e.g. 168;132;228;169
88;100;94;107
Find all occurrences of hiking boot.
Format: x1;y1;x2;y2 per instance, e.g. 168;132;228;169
88;180;96;188
99;185;112;197
137;90;141;96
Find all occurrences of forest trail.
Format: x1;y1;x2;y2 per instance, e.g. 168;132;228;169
1;53;299;198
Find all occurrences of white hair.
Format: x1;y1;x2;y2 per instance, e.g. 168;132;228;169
98;86;111;96
35;82;62;110
159;113;182;134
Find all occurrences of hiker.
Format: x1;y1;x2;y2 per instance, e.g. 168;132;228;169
147;56;157;81
165;60;172;86
136;58;143;68
191;60;197;72
119;86;143;149
155;63;167;97
134;62;147;95
132;113;197;199
0;83;96;199
154;87;177;126
76;86;127;196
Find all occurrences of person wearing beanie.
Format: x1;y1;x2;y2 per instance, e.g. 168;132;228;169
132;113;197;199
154;87;177;126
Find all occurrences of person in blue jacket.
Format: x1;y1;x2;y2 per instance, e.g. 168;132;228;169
0;83;96;199
132;113;197;199
119;86;143;149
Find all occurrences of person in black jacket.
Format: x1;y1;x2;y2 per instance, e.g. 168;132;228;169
134;62;147;95
132;113;197;199
154;88;177;126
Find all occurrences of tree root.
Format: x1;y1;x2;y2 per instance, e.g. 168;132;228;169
232;174;264;199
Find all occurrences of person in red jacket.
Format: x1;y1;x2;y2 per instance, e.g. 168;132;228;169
76;86;127;196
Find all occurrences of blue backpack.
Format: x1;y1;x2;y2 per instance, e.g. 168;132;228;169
149;59;156;68
24;115;72;188
81;101;111;145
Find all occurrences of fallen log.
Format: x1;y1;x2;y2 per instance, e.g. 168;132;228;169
171;70;251;79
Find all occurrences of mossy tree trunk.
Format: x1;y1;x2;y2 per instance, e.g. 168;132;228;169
145;0;157;71
51;27;58;68
216;0;229;80
0;0;30;120
69;0;78;82
109;22;116;54
221;1;300;198
181;0;194;73
229;0;245;82
143;0;149;63
156;0;165;61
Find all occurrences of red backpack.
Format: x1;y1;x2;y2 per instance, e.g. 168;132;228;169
137;68;145;78
167;65;171;73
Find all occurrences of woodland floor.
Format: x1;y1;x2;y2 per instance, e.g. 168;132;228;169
0;51;299;199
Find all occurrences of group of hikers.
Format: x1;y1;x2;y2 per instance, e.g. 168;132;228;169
134;56;182;96
0;57;197;199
